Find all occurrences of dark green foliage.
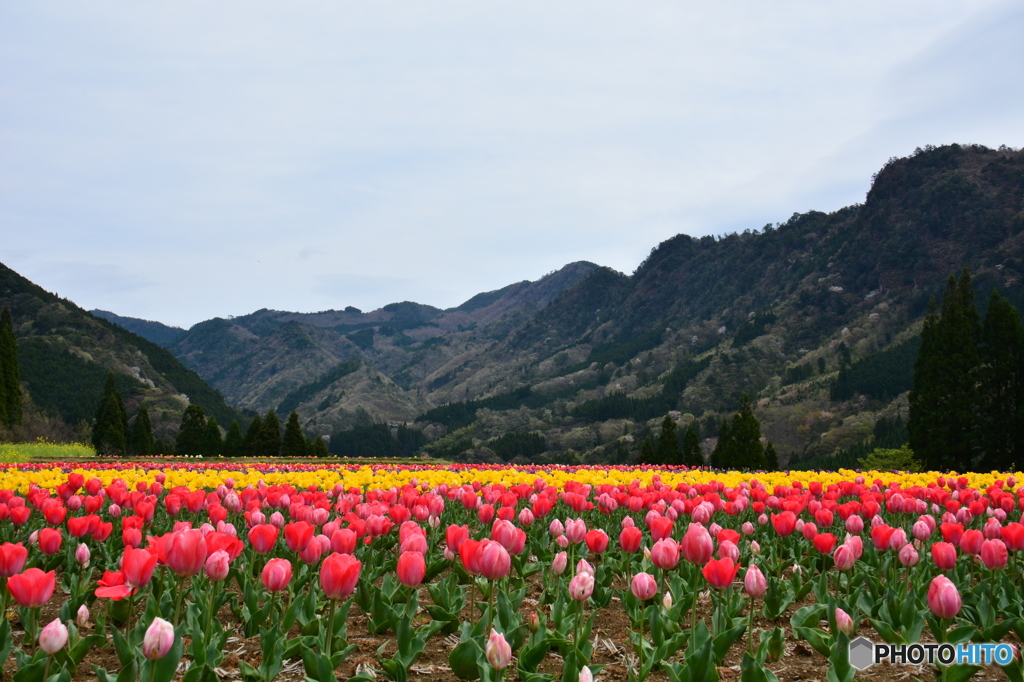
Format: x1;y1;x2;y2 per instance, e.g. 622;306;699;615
570;392;672;422
346;328;375;350
201;417;223;457
223;420;245;458
978;291;1024;470
638;436;655;465
782;362;816;386
662;357;712;396
243;414;262;457
681;422;702;467
0;306;21;428
656;415;681;465
797;416;908;470
311;435;329;458
831;337;921;401
328;423;410;458
153;438;169;456
709;394;766;470
130;402;154;457
93;374;128;456
430;437;474;461
764;441;779;471
732;312;776;347
90;309;184;347
415;383;602;430
176;405;207;457
909;270;981;471
254;410;281;458
487;432;546;462
560;329;664;375
277;359;361;415
282;411;307;458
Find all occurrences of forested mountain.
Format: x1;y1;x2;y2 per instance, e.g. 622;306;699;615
91;309;184;347
96;144;1024;465
0;263;245;443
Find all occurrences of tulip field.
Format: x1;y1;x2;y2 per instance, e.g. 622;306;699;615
0;463;1023;682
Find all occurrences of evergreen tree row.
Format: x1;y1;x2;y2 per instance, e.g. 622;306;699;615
0;307;22;430
909;269;1024;472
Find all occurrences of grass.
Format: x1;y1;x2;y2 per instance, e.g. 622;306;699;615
0;440;96;462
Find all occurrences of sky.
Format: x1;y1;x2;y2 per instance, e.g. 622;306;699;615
2;1;1022;329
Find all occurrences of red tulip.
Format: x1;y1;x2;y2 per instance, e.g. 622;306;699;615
397;551;426;587
960;529;984;555
681;525;714;565
931;542;957;571
284;521;314;553
262;558;292;592
38;528;62;555
702;557;741;589
95;570;134;600
446;524;470;554
870;524;896;551
770;512;797;537
1001;522;1024;551
0;542;28;578
927;575;961;619
123;547;158;588
478;540;511;580
163;529;208;577
649;516;674;541
206;532;244;562
7;568;56;608
248;524;279;554
940;522;964;546
813;533;836;555
584;529;609;554
321;553;361;599
981;539;1008;570
619;526;643;553
331;528;357;555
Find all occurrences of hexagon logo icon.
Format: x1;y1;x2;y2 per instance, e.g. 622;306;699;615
849;637;875;670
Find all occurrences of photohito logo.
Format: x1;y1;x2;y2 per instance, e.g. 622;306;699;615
848;637;1016;670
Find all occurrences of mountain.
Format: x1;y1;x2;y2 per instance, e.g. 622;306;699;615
0;263;246;443
95;143;1024;465
91;310;184;347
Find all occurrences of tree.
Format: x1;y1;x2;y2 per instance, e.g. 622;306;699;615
655;414;681;465
176;405;207;456
130;402;154;457
311;435;329;458
710;420;731;469
253;409;281;458
638;436;655;465
153;438;168;456
978;290;1024;471
0;306;22;429
93;374;128;456
681;422;703;467
909;269;980;471
764;441;779;472
730;394;767;469
223;420;245;458
201;416;223;457
243;414;263;457
281;411;307;458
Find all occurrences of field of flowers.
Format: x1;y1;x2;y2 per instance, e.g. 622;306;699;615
0;462;1022;682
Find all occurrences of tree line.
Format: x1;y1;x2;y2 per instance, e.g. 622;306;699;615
0;307;22;431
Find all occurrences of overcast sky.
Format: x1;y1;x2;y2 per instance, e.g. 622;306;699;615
2;1;1022;329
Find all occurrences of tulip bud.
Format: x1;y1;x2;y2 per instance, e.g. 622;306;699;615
77;604;90;627
552;551;567;575
575;559;595;577
527;611;539;633
744;565;767;598
898;543;919;567
835;608;853;635
750;541;761;556
580;666;594;682
927;575;962;619
205;550;231;581
75;543;91;566
486;629;512;670
631;572;658;601
662;592;673;610
39;618;68;654
568;573;595;601
143;617;175;660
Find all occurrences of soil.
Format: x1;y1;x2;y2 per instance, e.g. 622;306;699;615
3;571;1015;682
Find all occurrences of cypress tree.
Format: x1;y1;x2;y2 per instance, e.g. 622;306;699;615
130;402;155;457
978;290;1024;471
710;420;731;469
92;374;127;456
176;405;207;456
244;414;263;457
638;436;655;465
312;435;329;458
0;306;22;429
223;420;245;458
909;269;981;471
255;409;281;458
764;441;779;472
730;394;766;469
681;422;703;468
153;438;168;456
655;414;681;465
201;416;223;457
282;411;306;458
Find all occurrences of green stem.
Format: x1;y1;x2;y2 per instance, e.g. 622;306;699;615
204;580;220;644
690;563;699;642
172;576;185;626
43;656;51;682
748;597;756;654
325;598;337;658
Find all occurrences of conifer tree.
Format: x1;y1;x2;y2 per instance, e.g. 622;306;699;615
710;420;731;469
282;411;306;458
223;420;245;458
153;438;168;456
681;422;703;467
201;416;223;457
909;269;981;471
764;441;779;472
130;402;154;457
730;394;767;469
312;435;329;458
176;405;207;456
243;414;263;457
979;290;1024;471
655;414;681;465
254;409;281;458
0;306;22;429
93;374;127;456
638;436;655;465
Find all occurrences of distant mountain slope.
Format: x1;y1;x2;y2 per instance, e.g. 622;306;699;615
91;309;184;347
0;263;245;440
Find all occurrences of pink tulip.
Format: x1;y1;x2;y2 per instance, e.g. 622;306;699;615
744;565;767;598
631;572;658;601
927;575;961;619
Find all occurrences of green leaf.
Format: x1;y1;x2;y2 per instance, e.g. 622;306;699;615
826;631;854;682
740;652;779;682
143;628;185;682
939;663;984;682
449;639;483;681
869;619;907;645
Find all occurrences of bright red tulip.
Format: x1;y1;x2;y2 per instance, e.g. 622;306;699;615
927;575;961;619
870;524;896;551
248;524;279;555
163;529;208;576
649;516;674;541
960;529;984;555
38;528;62;555
981;539;1008;570
681;525;714;565
619;526;643;553
446;525;470;554
7;568;56;608
770;512;797;537
813;533;836;555
0;542;28;578
940;522;964;546
321;553;361;599
702;557;741;589
123;547;159;588
1001;522;1024;551
584;529;609;554
284;521;314;553
931;542;957;571
262;558;292;592
397;551;426;587
95;570;133;600
206;532;244;562
478;540;511;580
